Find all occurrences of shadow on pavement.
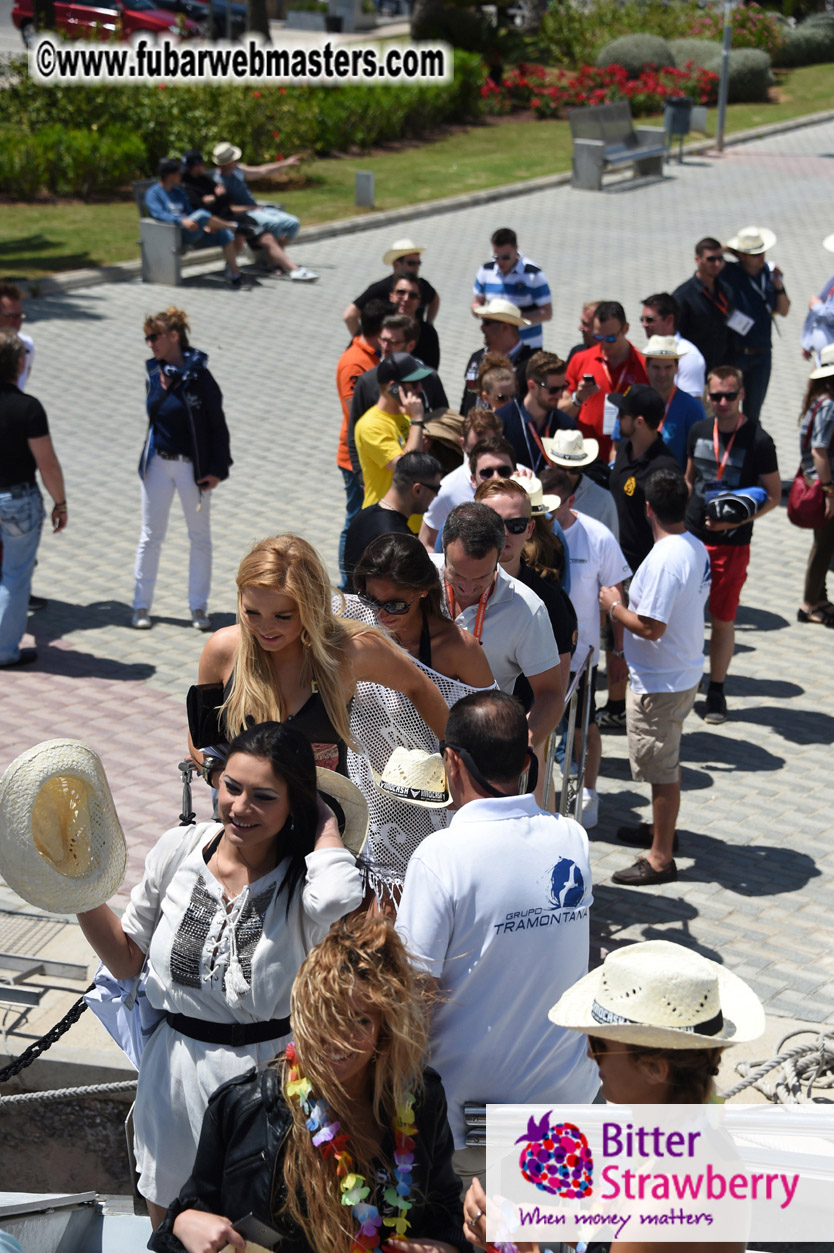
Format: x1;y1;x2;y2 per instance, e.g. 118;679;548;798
726;675;804;699
735;604;790;632
683;728;786;771
28;292;110;322
24;642;154;682
727;703;834;746
683;836;820;897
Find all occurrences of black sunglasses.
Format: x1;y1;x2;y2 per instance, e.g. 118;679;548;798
503;516;530;535
145;332;161;343
492;391;515;403
708;390;739;403
402;259;421;268
416;481;440;495
477;465;513;479
358;592;415;616
538;381;566;394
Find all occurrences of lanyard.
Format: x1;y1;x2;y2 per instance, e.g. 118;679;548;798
445;578;493;644
659;387;677;434
712;415;745;482
702;282;729;317
600;353;634;395
524;417;549;470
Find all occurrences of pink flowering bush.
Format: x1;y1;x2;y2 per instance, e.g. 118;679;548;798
687;2;784;58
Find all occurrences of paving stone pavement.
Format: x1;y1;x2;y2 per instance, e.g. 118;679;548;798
2;121;833;1022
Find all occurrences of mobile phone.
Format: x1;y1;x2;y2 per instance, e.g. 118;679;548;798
233;1213;283;1248
389;382;400;397
582;374;594;385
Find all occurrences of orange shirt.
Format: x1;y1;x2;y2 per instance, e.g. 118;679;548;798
335;336;379;472
566;342;648;462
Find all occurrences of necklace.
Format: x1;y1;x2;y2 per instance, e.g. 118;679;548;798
285;1042;417;1250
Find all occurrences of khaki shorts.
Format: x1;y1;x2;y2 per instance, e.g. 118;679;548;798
626;682;699;785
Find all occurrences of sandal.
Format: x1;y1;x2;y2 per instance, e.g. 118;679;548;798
797;606;834;626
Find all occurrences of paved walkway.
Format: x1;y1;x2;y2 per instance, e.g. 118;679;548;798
2;120;833;1032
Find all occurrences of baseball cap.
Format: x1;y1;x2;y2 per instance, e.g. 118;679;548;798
608;385;665;427
377;353;433;386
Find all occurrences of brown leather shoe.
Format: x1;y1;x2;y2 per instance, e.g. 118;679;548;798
611;857;677;886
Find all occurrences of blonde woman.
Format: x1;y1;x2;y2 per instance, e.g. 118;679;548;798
151;917;467;1253
190;534;449;783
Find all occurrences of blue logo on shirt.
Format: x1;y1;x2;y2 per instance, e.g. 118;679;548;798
550;858;585;909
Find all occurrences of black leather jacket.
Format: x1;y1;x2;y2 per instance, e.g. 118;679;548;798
150;1065;467;1253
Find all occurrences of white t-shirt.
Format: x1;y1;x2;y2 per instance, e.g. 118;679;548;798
625;532;711;694
423;461;472;534
430;555;558;691
563;511;631;666
396;793;599;1148
572;473;620;540
19;332;34;391
675;332;706;399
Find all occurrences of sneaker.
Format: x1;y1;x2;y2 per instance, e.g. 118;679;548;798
28;594;47;612
131;608;152;629
616;821;679;854
0;647;38;669
191;608;212;631
580;787;599;830
612;857;677;887
704;689;727;724
597;705;627;730
288;266;318;282
225;266;243;289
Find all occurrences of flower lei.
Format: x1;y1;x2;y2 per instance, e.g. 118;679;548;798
285;1042;417;1252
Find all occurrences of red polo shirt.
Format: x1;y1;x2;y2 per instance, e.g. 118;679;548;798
566;341;648;462
336;336;379;472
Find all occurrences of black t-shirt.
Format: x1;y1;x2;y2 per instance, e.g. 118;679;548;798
354;274;438;322
513;561;576;711
685;416;778;547
609;437;681;571
460;345;534;417
343;503;413;591
1;383;49;489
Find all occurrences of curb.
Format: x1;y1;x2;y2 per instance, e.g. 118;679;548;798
27;105;834;298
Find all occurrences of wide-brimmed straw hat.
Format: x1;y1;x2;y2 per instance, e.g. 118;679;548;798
643;334;688;360
823;233;834;255
423;408;465;452
371;748;452;809
316;768;368;856
474;298;531;328
724;226;776;255
0;739;127;914
211;141;242;165
810;343;834;381
542;428;599;468
548;940;765;1049
511;473;559;515
383;238;426;265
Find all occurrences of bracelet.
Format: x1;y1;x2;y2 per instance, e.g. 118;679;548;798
410;419;425;426
612;649;625;659
608;600;622;623
822;483;834;496
53;501;66;508
571;391;583;407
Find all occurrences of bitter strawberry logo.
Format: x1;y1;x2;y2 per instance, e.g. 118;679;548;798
515;1112;593;1198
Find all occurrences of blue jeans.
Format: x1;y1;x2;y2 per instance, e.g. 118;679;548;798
250;206;300;243
182;208;234;250
0;485;44;664
338;467;364;589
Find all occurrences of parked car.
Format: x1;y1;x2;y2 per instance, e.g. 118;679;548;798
146;0;214;35
13;0;202;44
153;0;246;38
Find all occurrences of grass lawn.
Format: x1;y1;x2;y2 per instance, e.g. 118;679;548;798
2;64;831;282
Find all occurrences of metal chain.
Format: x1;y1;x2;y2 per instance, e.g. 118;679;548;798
0;983;95;1084
0;1079;137;1108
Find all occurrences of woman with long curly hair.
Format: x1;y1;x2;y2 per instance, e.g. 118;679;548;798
189;534;450;784
152;917;467;1253
795;348;834;626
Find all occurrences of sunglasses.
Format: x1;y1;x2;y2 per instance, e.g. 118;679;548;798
402;259;421;268
640;315;659;324
492;253;515;263
417;481;440;495
491;391;515;403
358;593;416;616
503;516;530;535
477;465;513;479
145;332;161;343
708;390;739;403
702;255;725;264
538;381;566;394
593;332;620;344
393;289;419;300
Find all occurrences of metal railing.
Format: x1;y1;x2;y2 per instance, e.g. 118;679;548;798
541;644;594;820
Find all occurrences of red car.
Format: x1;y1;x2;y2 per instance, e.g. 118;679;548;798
13;0;202;44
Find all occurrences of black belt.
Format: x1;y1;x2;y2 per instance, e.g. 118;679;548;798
1;481;37;497
165;1011;290;1046
156;451;192;462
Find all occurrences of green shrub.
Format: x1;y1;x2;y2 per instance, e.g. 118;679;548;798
715;48;774;102
773;16;834;66
595;33;675;76
668;38;722;69
541;0;703;70
0;128;44;198
687;2;784;58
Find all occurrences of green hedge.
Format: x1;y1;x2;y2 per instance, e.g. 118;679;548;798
0;124;146;196
595;33;675;76
667;38;722;69
667;41;773;102
774;15;834;66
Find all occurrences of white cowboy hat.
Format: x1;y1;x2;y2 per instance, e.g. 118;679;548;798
548;940;765;1050
643;334;689;360
724;226;776;255
383;238;426;266
809;343;834;381
211;141;242;165
474;298;531;328
316;768;368;857
0;739;127;914
371;747;452;809
542;428;599;468
510;473;560;515
823;233;834;255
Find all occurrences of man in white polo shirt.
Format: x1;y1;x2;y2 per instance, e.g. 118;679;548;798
431;502;564;753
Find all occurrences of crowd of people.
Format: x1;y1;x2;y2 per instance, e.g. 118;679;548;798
1;216;832;1253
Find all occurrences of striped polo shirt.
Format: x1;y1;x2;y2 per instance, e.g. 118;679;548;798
473;254;551;349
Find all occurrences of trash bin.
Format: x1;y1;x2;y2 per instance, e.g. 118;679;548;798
664;95;693;162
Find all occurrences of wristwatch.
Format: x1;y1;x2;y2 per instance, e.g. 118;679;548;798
197;754;222;785
572;391;583;407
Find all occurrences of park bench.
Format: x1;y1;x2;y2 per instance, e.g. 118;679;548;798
567;101;668;191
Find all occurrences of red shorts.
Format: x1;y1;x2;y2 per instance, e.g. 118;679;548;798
706;543;750;621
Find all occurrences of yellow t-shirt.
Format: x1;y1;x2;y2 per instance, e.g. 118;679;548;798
354;405;420;531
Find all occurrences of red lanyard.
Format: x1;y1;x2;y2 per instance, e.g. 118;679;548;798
525;419;549;467
703;283;729;317
600;353;634;395
659;386;677;434
712;416;744;482
445;579;493;644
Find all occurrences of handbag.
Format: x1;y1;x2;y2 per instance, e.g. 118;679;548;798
787;400;828;530
186;681;226;747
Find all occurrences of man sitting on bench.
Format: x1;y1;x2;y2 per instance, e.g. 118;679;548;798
144;157;244;289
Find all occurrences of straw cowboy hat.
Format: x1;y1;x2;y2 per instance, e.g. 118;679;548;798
724;226;776;255
211;141;242;166
548;940;765;1049
423;408;465;453
371;747;452;809
643;334;689;360
316;768;368;857
474;298;531;328
0;739;127;914
510;473;560;515
542;428;599;468
383;239;426;266
809;343;834;381
823;233;834;255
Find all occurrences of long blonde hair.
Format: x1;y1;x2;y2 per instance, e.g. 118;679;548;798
280;918;431;1253
222;535;372;748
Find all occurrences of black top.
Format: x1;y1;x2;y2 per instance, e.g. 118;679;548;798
721;259;781;354
460;344;534;417
496;398;577;473
414;320;440;370
672;273;733;373
343;503;413;592
513;562;576;711
348;367;449;475
608;436;681;571
151;1065;467;1253
354;274;438;322
685;417;778;547
0;383;49;489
